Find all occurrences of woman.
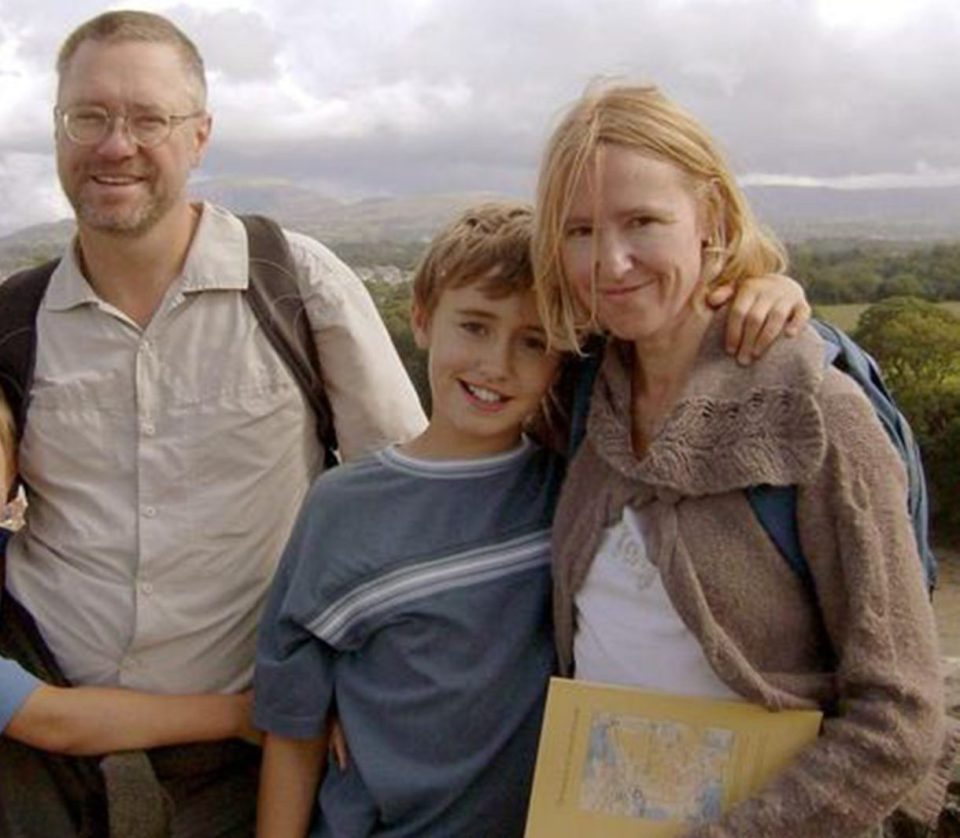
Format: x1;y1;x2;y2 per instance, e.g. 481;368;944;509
533;84;958;836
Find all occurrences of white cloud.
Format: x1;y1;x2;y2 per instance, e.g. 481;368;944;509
0;0;957;234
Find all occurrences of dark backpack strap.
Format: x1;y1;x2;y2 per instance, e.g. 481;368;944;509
745;485;814;590
239;215;339;468
0;260;59;441
566;335;607;461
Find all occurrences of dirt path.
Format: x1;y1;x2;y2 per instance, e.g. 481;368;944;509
935;548;960;658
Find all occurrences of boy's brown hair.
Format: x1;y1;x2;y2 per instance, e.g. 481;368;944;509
0;395;15;498
411;202;534;316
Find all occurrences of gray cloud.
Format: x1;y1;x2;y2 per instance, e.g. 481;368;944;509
0;0;957;234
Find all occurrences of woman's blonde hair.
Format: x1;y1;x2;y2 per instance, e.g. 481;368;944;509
533;83;787;349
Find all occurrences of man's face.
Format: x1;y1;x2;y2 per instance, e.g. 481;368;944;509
55;39;211;237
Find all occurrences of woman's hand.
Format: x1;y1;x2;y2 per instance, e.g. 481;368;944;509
707;275;811;365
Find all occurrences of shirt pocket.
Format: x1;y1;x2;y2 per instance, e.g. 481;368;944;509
23;370;135;484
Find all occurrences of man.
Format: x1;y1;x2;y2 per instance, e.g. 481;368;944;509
0;10;425;836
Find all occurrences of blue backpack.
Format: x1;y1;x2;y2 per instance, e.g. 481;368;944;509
567;320;937;594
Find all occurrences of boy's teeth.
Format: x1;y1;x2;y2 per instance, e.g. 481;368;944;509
466;383;503;403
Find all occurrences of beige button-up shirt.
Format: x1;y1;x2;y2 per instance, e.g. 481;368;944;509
6;203;426;694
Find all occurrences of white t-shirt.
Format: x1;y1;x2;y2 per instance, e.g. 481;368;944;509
574;506;739;701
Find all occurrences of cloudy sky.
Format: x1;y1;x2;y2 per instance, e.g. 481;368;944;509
0;0;957;235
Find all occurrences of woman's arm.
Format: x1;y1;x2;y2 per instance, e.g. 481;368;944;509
4;684;256;755
689;381;947;837
257;731;327;838
707;274;811;364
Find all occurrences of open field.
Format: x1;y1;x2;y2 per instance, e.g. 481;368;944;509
936;548;960;658
816;300;960;333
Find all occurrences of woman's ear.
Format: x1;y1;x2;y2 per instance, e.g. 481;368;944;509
698;178;726;252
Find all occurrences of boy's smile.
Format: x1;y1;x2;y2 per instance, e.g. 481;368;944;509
407;282;561;459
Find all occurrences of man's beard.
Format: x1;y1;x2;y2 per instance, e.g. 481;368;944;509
66;167;176;238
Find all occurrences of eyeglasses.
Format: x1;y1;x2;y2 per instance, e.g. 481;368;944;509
55;105;205;148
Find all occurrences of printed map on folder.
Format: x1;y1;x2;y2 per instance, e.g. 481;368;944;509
524;678;822;838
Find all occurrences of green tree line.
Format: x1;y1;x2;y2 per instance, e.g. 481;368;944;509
791;240;960;304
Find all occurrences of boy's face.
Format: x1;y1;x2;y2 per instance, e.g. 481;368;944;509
412;281;561;458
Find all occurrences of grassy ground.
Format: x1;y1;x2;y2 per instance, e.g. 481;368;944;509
816;300;960;333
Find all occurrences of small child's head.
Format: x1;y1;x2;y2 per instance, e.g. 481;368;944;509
0;395;15;499
409;202;563;456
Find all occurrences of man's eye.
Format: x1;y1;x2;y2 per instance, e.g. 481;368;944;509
71;109;107;126
133;115;169;133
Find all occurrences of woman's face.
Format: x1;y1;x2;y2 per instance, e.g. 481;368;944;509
560;144;711;345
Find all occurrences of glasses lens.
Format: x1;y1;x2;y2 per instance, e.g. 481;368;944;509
129;114;172;147
63;107;109;144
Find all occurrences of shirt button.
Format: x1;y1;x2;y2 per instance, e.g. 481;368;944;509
142;422;156;436
121;657;139;670
140;580;154;596
143;506;157;518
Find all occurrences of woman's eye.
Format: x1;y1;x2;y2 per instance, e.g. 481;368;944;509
564;224;592;239
521;335;547;353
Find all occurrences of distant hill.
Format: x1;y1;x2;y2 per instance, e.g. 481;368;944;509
745;184;960;241
0;220;75;275
2;179;958;276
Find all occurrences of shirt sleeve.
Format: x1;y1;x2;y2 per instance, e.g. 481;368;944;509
0;657;41;734
285;232;427;461
254;496;337;739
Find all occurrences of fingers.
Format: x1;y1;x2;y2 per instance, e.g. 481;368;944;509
724;274;811;364
732;295;772;365
785;298;813;337
747;304;789;362
723;286;758;359
705;283;735;309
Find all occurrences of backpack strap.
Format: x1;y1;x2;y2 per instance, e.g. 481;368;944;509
744;485;813;590
566;335;606;461
0;260;59;442
239;214;339;468
811;319;936;590
748;320;936;595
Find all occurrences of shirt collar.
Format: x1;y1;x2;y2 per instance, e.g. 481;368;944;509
42;202;251;312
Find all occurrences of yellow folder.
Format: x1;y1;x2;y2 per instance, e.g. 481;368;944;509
524;677;822;837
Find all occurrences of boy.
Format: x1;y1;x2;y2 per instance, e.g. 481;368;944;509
255;202;562;837
1;393;256;754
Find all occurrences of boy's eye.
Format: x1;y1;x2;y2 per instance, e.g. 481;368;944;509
460;321;488;337
627;215;653;229
520;334;548;353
